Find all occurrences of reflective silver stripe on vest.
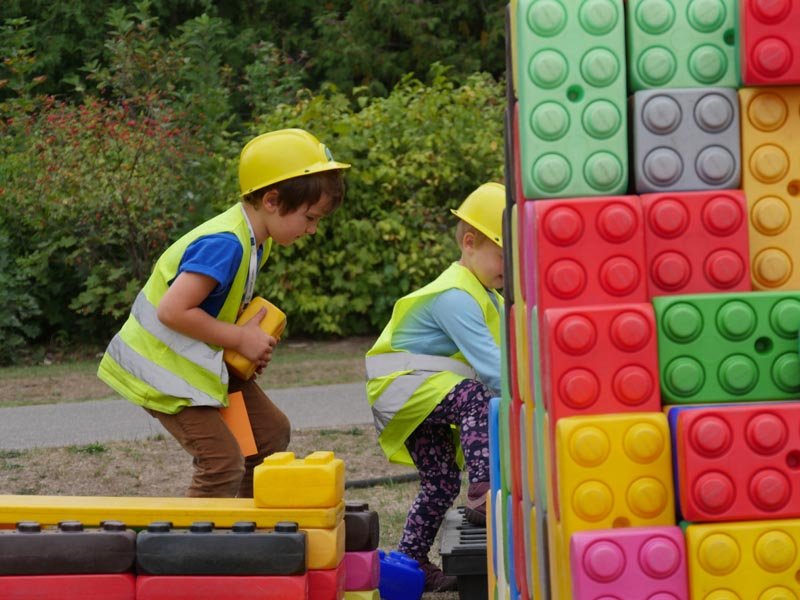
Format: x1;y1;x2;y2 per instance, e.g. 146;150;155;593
371;372;434;434
131;292;228;385
106;335;223;407
365;353;476;380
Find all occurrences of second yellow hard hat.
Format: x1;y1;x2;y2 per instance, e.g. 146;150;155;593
451;182;506;247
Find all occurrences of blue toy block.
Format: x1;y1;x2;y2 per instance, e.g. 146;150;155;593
378;550;425;600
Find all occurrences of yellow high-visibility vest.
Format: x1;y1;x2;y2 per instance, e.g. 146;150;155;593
365;262;502;465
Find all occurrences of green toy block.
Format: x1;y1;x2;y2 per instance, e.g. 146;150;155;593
627;0;739;91
515;0;628;199
654;291;800;404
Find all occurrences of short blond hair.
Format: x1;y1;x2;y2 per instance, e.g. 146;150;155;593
455;219;489;249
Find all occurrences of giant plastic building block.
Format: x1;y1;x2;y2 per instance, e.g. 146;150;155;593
686;519;800;598
343;502;379;553
343;550;380;592
308;562;347;600
570;526;688;600
0;494;344;529
541;303;660;420
654;291;800;403
0;573;136;600
253;451;344;508
135;521;306;576
642;190;750;296
516;0;628;198
739;86;800;290
378;551;424;600
631;87;741;193
534;196;648;312
675;402;800;522
0;520;135;575
136;574;306;600
738;0;800;85
344;592;379;600
627;0;738;90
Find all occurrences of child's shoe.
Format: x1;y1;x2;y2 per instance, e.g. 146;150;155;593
464;481;490;527
419;560;458;592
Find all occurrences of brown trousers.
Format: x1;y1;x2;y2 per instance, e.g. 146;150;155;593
147;375;291;498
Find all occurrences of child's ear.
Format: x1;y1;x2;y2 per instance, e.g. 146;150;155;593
261;189;280;212
462;230;476;251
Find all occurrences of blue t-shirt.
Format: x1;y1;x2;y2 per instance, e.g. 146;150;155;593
392;287;501;395
172;233;263;317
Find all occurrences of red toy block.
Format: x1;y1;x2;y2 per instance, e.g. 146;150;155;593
510;398;524;505
509;304;521;406
136;575;307;600
343;550;379;591
740;0;800;85
535;197;648;313
0;573;135;599
676;402;800;522
642;190;750;296
308;562;346;600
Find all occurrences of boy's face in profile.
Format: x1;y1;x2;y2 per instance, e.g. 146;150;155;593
462;231;504;290
264;193;333;246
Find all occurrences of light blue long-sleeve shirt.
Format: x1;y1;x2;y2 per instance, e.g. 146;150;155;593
391;287;501;395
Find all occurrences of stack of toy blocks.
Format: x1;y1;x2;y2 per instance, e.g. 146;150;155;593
0;450;346;599
493;0;800;599
341;502;381;599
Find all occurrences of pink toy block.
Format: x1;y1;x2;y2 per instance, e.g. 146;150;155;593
344;550;380;591
740;0;800;85
642;190;750;296
570;527;688;600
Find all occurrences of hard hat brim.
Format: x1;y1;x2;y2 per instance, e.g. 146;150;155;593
240;160;351;197
451;208;503;248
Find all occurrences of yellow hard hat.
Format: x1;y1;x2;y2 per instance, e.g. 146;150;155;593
239;128;351;196
451;182;506;247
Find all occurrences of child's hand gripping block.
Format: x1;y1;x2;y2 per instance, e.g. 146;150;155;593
223;297;287;380
253;451;345;509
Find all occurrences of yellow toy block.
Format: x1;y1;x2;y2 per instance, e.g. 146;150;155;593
487;490;496;600
687;519;800;598
523;402;535;505
555;412;675;535
740;87;800;290
344;590;379;600
303;519;345;570
254;451;345;508
494;489;509;600
511;206;532;406
528;505;542;600
0;495;344;529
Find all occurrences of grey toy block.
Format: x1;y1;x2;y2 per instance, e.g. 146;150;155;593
631;87;741;193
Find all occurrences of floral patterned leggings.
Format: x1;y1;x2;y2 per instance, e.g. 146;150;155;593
397;379;492;561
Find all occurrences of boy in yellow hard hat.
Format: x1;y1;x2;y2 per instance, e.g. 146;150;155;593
365;182;505;592
98;129;350;498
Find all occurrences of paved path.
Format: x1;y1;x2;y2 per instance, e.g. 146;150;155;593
0;383;372;451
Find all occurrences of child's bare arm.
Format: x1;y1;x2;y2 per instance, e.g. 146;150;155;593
157;271;276;363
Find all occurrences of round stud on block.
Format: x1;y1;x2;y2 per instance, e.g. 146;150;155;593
544;205;583;246
704;592;739;600
190;522;214;533
757;587;797;600
664;357;705;398
531;101;570;141
694;471;736;514
690;415;733;457
746;413;788;455
546;259;587;299
528;0;567;37
555;314;597;355
698;533;740;575
569;425;610;468
613;365;655;406
147;522;172;533
704;249;745;288
232;521;257;533
582;100;622;140
662;302;703;343
597;202;638;243
573;480;613;522
532;153;571;194
695;93;735;133
583;540;626;583
718;354;758;395
653;252;691;291
747;92;788;132
642;95;682;134
771;352;800;393
581;48;620;88
689;45;728;84
639;536;681;579
753;248;792;288
751;196;790;236
635;0;676;34
687;0;727;32
584;151;623;192
769;298;800;338
752;0;792;23
749;468;791;512
695;146;735;186
628;477;668;519
716;300;757;341
530;49;568;89
750;144;789;184
600;256;641;296
17;522;41;533
610;310;651;352
752;38;793;79
623;422;665;463
579;0;619;35
648;595;682;600
643;147;683;188
649;198;689;238
754;529;796;572
703;194;743;235
559;368;600;409
637;47;678;87
101;521;126;532
58;521;84;532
